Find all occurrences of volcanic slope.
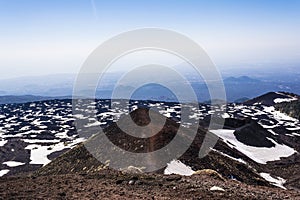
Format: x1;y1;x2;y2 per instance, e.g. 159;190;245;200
35;108;270;187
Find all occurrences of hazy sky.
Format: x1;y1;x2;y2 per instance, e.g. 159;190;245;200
0;0;300;79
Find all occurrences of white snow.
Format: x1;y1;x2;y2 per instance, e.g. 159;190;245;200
210;129;297;164
25;137;85;166
25;144;54;165
0;169;9;177
260;172;286;189
3;161;25;167
274;97;297;104
292;132;300;137
268;130;279;136
264;106;298;122
0;140;7;146
285;134;295;137
241;108;253;114
20;126;30;131
29;103;36;107
55;130;69;138
189;112;202;120
4;122;21;128
210;186;225;192
287;127;300;131
84;121;104;127
20;130;43;136
222;113;230;118
210;148;247;164
38;125;48;129
22;139;60;144
73;114;87;119
164;160;195;176
260;124;278;129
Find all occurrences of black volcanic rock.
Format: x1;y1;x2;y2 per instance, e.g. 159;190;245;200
104;108;179;153
234;120;275;148
199;116;248;129
224;118;248;129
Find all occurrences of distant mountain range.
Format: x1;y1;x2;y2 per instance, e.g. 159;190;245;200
224;75;261;83
0;73;300;103
0;95;72;104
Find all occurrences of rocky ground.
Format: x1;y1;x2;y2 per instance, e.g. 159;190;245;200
1;170;300;200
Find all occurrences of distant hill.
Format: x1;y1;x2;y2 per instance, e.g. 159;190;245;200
234;97;250;103
224;76;261;83
0;74;75;97
244;92;299;106
0;95;71;104
1;73;300;103
222;77;282;102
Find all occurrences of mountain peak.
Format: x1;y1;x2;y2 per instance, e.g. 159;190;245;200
244;91;298;106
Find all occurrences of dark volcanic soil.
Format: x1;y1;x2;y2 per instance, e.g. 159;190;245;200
0;171;300;200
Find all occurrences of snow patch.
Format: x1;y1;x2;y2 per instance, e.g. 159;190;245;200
164;160;195;176
287;127;300;131
292;132;300;137
84;121;105;127
0;139;7;146
210;129;296;164
25;137;86;166
210;148;247;164
0;169;9;177
222;113;230;118
22;139;60;144
274;97;297;104
3;161;25;167
73;114;87;119
210;186;225;192
264;106;298;122
260;172;286;189
268;130;279;136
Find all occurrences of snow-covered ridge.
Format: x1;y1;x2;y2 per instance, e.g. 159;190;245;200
274;92;298;104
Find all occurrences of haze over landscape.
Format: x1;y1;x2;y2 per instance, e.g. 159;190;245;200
1;0;300;78
0;1;299;103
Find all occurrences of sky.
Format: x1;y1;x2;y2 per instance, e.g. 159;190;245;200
0;0;300;79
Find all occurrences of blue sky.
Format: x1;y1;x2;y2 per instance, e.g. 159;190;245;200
0;0;300;78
